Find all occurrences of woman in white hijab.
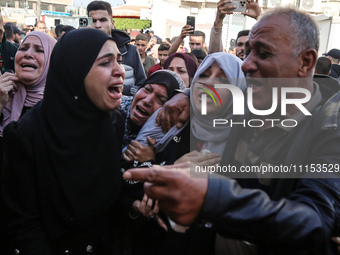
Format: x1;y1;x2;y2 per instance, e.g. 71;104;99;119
190;52;247;156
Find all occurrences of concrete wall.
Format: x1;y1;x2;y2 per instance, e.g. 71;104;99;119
42;0;72;5
315;15;332;56
327;16;340;51
24;15;84;28
314;15;340;55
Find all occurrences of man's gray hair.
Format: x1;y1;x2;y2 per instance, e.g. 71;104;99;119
260;7;319;56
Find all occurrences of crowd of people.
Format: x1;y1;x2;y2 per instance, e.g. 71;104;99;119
0;0;340;254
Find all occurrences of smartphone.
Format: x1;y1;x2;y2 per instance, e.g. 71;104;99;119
79;17;93;28
186;16;195;35
225;0;247;12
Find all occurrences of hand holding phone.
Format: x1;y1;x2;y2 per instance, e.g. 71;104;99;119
181;25;194;37
186;16;195;35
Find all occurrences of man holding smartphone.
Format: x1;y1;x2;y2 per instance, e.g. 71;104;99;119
87;1;146;95
167;28;207;57
209;0;261;55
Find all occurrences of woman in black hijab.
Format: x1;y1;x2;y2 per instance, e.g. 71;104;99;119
2;28;126;254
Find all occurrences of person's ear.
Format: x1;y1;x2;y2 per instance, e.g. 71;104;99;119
298;48;317;77
112;19;115;29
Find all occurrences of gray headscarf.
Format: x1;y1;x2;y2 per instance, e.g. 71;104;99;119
191;52;246;155
125;70;186;153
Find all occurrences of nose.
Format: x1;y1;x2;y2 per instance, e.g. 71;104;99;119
112;62;126;80
94;20;101;29
204;75;216;85
142;94;154;107
242;52;257;76
24;47;34;58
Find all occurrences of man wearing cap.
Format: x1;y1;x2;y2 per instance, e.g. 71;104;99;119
12;25;25;46
5;22;25;47
0;15;17;74
325;48;340;79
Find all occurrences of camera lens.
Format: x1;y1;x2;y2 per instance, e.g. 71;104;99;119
80;18;88;26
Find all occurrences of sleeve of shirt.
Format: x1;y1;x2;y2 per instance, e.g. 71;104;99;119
208;25;223;54
200;175;336;253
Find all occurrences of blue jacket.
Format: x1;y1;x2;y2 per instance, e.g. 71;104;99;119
330;64;340;79
201;84;340;254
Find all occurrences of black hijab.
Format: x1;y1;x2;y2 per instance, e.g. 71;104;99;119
31;29;123;228
139;70;185;99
